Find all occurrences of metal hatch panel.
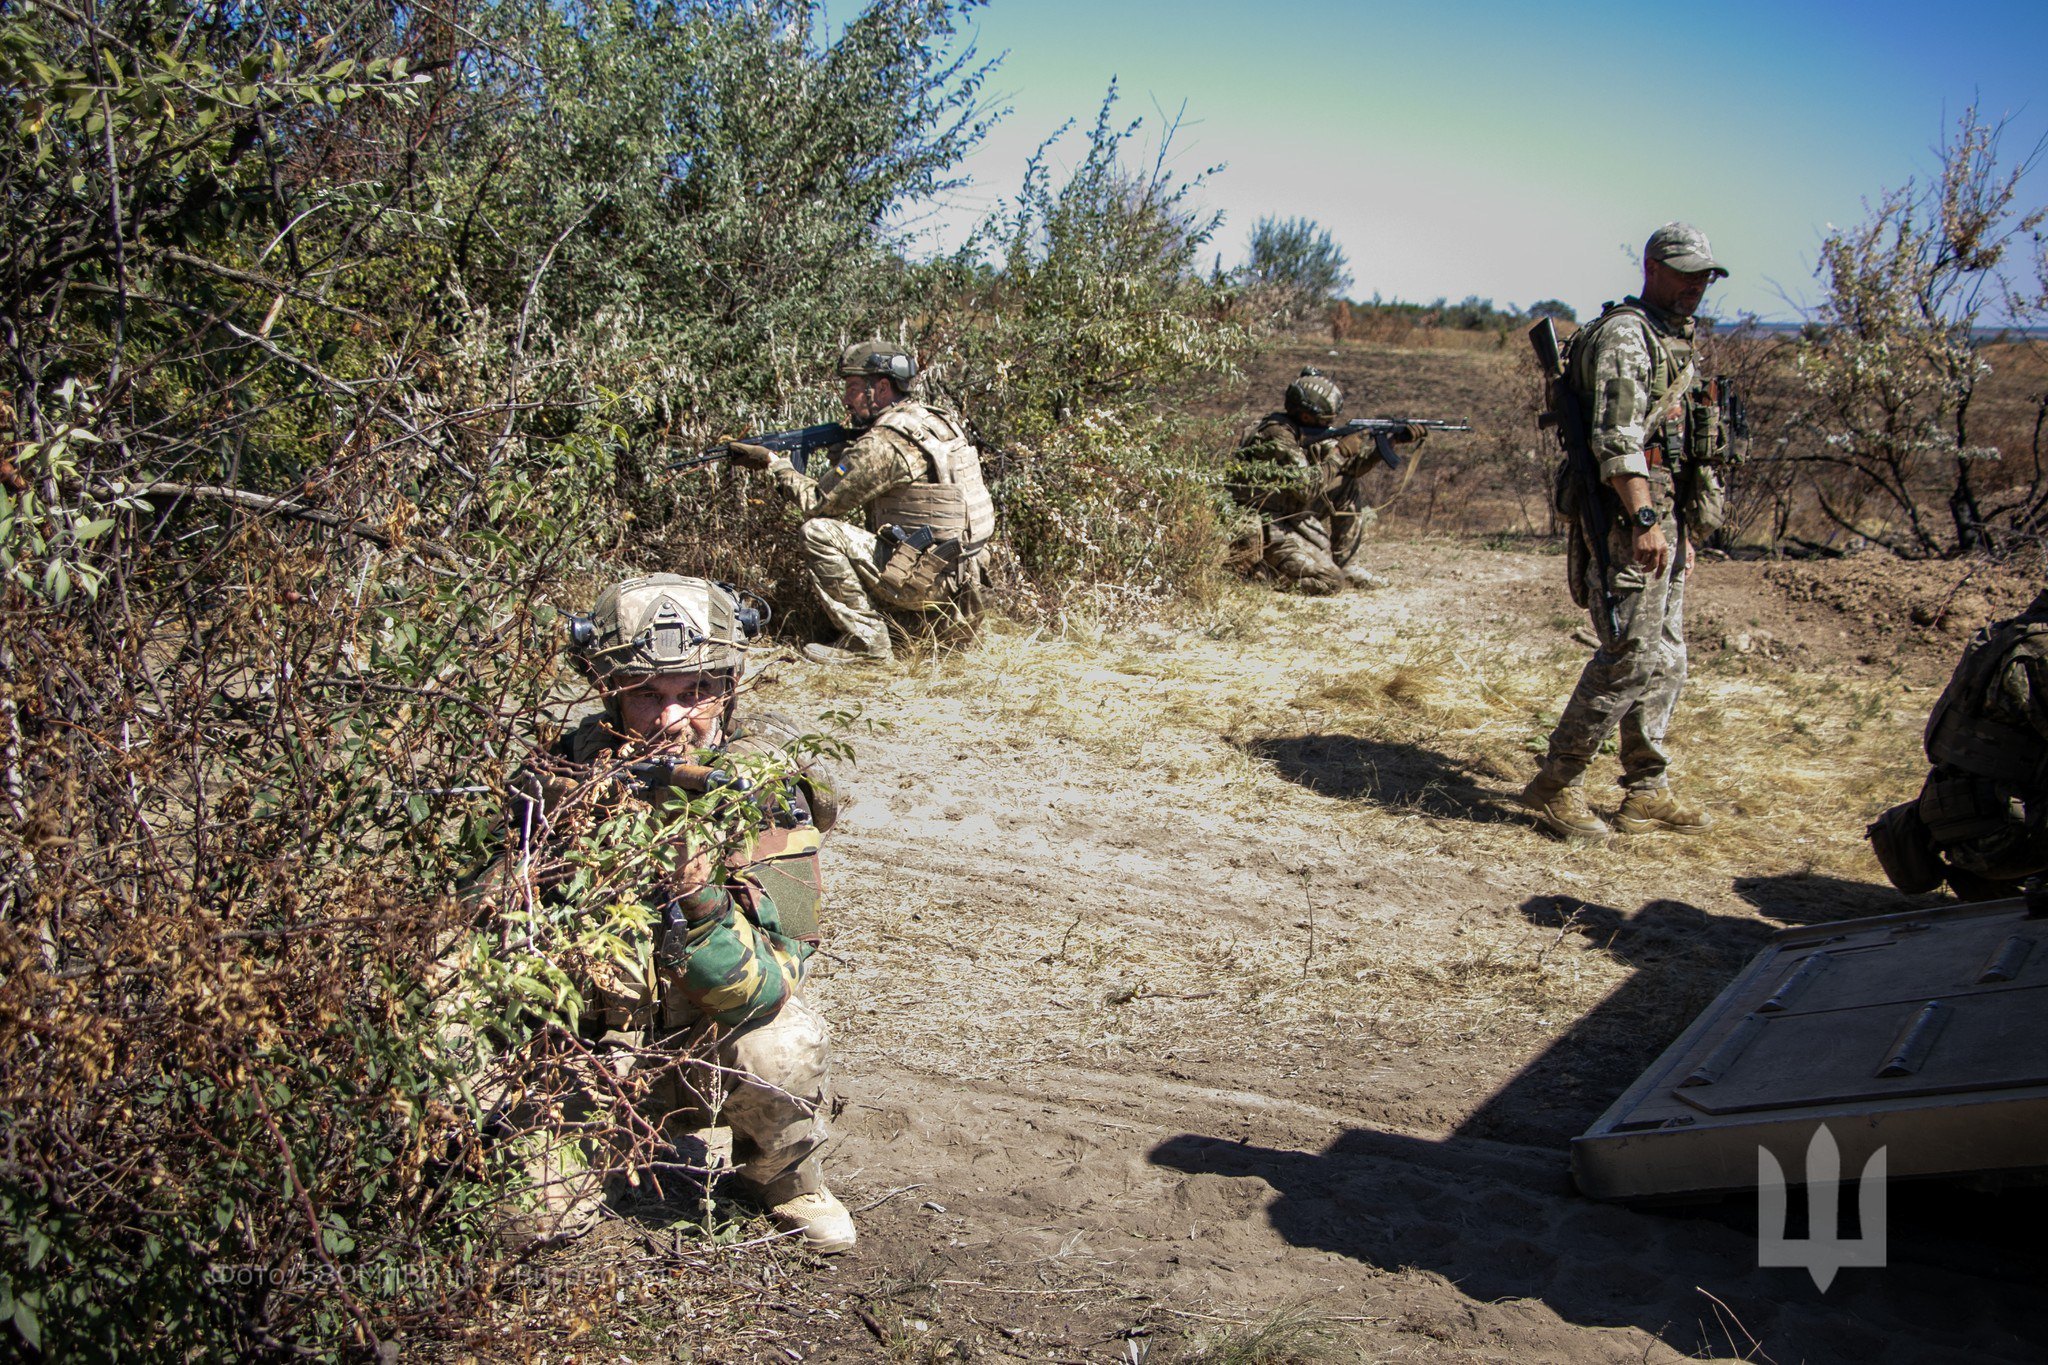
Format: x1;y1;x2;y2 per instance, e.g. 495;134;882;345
1572;898;2048;1201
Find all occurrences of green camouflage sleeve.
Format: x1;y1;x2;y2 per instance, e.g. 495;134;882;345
774;430;922;521
1577;319;1657;483
659;887;806;1028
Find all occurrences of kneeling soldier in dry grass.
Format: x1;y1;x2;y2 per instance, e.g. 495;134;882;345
1227;368;1427;595
1869;588;2048;902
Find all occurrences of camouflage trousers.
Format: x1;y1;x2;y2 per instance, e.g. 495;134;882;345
1539;526;1689;792
1262;507;1374;595
799;517;944;656
494;990;833;1243
1919;767;2048;884
651;991;834;1202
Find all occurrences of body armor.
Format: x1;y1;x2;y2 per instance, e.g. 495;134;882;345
1571;302;1701;468
865;402;995;563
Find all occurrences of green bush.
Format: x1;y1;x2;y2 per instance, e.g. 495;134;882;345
926;87;1252;608
0;0;979;1354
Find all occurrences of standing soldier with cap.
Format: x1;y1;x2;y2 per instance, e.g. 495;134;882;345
729;342;994;666
1521;223;1732;841
1228;368;1426;594
475;574;856;1252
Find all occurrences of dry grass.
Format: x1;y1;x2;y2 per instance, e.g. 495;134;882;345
1160;1302;1361;1364
764;541;1936;1140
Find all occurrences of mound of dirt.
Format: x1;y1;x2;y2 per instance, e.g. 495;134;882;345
1764;553;2042;645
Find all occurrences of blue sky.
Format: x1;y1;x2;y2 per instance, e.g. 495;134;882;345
829;0;2047;321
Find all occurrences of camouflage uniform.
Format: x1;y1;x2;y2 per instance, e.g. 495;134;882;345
1229;413;1386;594
466;576;853;1249
1871;592;2048;898
1535;293;1720;796
499;710;838;1206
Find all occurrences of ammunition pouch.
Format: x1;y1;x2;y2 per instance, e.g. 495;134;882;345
1678;460;1727;539
1865;800;1945;895
876;523;971;600
1918;773;2023;846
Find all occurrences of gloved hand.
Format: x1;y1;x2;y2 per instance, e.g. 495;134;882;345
725;441;775;471
1401;422;1430;445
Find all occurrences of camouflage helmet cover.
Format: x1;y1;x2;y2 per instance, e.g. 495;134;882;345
1285;367;1343;422
838;340;917;385
573;574;747;683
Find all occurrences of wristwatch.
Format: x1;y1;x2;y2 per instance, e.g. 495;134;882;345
1629;505;1659;531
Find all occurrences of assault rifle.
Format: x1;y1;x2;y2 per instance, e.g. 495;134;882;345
626;759;746;795
667;421;852;475
1298;417;1472;473
1528;317;1622;640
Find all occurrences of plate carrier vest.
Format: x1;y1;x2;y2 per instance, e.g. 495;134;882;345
864;402;995;568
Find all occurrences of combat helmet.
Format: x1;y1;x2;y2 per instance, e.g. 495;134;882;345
838;340;917;387
1285;367;1343;424
567;575;764;723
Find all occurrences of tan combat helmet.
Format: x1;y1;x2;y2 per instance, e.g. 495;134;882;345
1285;367;1344;424
568;574;761;700
837;340;917;386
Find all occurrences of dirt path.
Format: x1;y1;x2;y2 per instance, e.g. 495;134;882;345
748;541;2045;1364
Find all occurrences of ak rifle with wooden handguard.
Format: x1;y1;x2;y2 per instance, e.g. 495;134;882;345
1296;417;1472;473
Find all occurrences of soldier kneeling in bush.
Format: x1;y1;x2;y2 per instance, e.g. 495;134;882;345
1870;589;2048;902
472;574;855;1252
728;342;994;666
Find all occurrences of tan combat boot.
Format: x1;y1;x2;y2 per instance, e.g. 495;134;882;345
1342;564;1390;591
770;1186;857;1254
1614;787;1713;834
801;635;892;667
1519;775;1612;841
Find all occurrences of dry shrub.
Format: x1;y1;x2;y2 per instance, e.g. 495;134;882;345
1164;1302;1356;1364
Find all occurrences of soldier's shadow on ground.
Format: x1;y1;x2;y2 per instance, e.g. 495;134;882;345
1238;733;1519;824
1149;892;2048;1361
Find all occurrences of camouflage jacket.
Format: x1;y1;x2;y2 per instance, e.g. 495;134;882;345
1569;297;1706;487
772;405;931;522
1226;413;1375;523
1924;602;2048;789
488;712;830;1031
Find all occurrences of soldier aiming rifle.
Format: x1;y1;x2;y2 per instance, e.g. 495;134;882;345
1228;368;1468;594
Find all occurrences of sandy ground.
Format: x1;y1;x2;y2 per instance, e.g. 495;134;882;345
681;540;2048;1365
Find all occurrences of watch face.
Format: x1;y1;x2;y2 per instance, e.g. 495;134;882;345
1633;506;1659;529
